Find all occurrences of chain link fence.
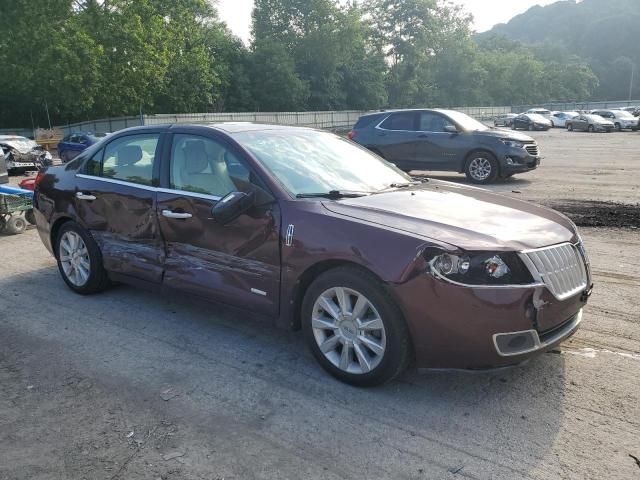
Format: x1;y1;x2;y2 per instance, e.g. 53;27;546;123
51;100;640;135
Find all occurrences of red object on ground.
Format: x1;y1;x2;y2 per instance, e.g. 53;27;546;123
19;177;36;191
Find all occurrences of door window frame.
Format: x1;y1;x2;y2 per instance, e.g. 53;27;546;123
375;112;419;132
78;131;166;188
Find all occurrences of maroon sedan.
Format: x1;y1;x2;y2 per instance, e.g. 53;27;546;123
32;123;592;386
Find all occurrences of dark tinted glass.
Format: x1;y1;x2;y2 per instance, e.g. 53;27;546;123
380;112;416;131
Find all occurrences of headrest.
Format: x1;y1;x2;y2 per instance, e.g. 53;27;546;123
116;145;142;166
183;141;209;174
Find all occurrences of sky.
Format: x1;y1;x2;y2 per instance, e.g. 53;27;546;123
215;0;560;44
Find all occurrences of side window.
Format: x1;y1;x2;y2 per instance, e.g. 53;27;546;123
100;134;159;185
170;134;238;197
379;112;416;131
418;112;454;132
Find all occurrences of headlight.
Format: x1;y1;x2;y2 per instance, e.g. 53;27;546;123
428;250;535;286
500;139;524;149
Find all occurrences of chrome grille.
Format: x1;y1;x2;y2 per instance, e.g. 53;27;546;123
524;144;539;156
520;243;588;300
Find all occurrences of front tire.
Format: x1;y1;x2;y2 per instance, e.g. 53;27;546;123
55;221;111;294
588;125;595;133
615;123;621;132
465;152;499;184
302;267;411;387
567;123;573;131
6;215;27;235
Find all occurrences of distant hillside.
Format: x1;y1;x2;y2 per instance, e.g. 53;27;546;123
478;0;640;101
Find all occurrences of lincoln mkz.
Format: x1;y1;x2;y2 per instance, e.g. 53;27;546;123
33;124;593;386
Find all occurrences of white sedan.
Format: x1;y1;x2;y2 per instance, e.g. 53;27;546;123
550;111;579;128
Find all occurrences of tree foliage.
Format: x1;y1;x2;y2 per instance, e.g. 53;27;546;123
0;0;619;128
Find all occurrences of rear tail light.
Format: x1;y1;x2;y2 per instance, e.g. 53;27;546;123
34;171;45;190
347;130;356;140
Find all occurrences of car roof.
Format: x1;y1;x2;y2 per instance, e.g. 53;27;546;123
106;122;322;136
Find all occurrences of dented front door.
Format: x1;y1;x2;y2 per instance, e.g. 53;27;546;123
157;191;281;316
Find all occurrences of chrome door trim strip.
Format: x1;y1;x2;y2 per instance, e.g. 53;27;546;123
75;174;157;191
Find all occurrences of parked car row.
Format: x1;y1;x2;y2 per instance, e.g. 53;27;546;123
500;107;640;133
33;120;592;386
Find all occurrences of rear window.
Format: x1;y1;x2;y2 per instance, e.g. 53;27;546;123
354;114;385;129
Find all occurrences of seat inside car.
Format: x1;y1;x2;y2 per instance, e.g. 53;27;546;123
114;145;152;182
172;139;236;196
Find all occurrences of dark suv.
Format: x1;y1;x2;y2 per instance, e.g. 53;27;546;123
349;109;541;184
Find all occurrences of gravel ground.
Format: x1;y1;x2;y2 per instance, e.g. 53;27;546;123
1;128;639;479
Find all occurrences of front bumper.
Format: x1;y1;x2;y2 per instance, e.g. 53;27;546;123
390;273;589;369
502;147;540;174
493;310;582;357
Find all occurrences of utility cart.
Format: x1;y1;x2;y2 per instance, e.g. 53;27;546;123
0;185;35;235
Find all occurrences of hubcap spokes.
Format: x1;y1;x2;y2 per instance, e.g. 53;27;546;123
312;287;386;375
59;231;90;287
469;158;491;180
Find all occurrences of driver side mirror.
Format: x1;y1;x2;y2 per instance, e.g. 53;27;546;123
212;191;255;225
444;125;458;134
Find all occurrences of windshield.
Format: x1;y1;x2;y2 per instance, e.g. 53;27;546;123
233;130;411;196
443;111;489;131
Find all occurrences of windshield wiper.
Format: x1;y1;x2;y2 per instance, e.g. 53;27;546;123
295;190;370;199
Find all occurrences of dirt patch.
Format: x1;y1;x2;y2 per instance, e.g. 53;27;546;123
548;200;640;229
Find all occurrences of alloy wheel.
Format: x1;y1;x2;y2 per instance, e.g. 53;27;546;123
311;287;387;375
468;157;492;181
59;231;91;287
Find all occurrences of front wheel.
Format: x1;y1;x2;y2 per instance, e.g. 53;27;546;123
302;267;411;387
567;123;573;131
588;125;595;133
465;153;499;184
6;215;27;235
55;222;111;294
614;123;621;132
528;124;534;131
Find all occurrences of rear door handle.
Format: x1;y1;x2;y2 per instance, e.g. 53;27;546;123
162;209;192;219
76;192;96;201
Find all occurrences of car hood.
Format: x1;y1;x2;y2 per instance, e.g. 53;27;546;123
473;129;535;142
0;137;40;154
322;181;576;251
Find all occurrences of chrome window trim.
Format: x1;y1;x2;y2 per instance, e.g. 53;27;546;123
157;188;222;202
74;174;224;202
374;114;417;133
75;174;157;191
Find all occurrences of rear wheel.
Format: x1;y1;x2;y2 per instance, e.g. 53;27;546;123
567;123;573;131
465;152;499;184
6;215;26;234
302;267;411;387
615;123;621;132
55;222;111;294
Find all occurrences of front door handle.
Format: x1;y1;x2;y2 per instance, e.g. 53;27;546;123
162;209;192;219
76;192;96;201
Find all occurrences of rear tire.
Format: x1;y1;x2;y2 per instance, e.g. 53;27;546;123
55;221;111;294
567;123;573;131
302;267;411;387
615;123;621;132
6;215;26;234
465;152;499;184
